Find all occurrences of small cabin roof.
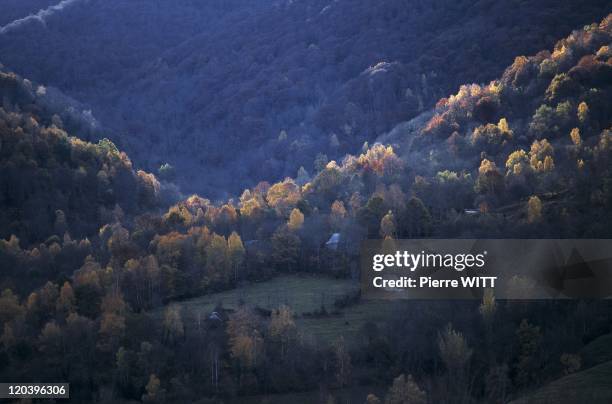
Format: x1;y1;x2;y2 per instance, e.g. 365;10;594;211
326;233;341;245
209;312;222;322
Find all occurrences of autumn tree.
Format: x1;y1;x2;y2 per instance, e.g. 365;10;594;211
97;292;127;353
570;128;582;146
142;374;166;403
358;144;403;178
330;200;348;230
227;232;246;283
227;306;262;379
380;211;397;239
438;324;472;402
163;304;184;345
479;289;496;323
56;282;75;317
271;226;300;272
312;163;343;199
239;189;265;223
527;196;543;223
205;234;229;284
124;258;146;310
529;139;555;173
268;305;296;359
154;232;189;273
366;394;382;404
385;374;426;404
142;255;161;307
506;150;531;177
267;178;301;217
73;257;103;318
577;101;589;123
348;193;364;217
193;226;212;269
217;203;238;234
164;205;193;228
106;224;136;265
471;118;513;154
475;159;504;196
287;208;305;231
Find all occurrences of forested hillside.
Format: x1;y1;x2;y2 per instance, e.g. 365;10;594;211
0;12;611;402
0;0;609;196
0;68;173;294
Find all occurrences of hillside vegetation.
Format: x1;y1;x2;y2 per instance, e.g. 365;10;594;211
0;10;610;404
0;0;609;195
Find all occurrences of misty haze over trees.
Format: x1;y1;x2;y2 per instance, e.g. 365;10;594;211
0;1;611;403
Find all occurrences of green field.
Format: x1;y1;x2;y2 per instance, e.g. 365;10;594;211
153;275;402;344
163;274;359;315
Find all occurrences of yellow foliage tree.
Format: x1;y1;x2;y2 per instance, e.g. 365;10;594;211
330;200;348;230
227;307;262;369
476;159;503;195
227;232;245;282
56;282;75;316
577;101;589;123
269;305;296;358
570;128;582;146
527;196;542;223
380;211;397;239
505;150;531;176
206;234;229;283
529;139;555;172
287;208;304;231
266;178;301;217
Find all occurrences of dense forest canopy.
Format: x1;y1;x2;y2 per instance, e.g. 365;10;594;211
0;0;609;196
0;3;611;403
